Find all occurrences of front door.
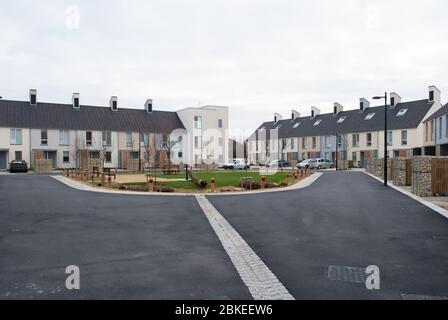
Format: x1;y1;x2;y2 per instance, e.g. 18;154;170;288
0;151;7;170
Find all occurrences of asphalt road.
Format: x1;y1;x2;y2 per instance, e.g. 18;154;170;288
208;171;448;299
0;171;447;299
0;174;251;299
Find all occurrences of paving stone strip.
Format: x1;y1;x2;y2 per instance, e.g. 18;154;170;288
195;195;294;300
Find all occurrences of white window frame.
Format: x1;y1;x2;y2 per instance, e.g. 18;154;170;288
401;130;408;146
10;129;22;145
365;113;375;120
194;116;202;129
59;130;70;146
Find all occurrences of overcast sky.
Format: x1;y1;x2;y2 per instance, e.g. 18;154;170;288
1;0;447;137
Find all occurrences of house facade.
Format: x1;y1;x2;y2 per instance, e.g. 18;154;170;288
423;103;448;156
248;86;444;166
0;90;229;170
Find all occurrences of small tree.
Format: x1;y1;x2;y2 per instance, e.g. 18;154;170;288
164;135;181;173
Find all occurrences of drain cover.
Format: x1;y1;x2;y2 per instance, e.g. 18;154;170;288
401;294;448;300
327;265;366;284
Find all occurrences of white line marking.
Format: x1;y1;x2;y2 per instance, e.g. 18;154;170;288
363;171;448;220
195;194;294;300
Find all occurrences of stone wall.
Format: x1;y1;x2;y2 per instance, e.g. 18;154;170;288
391;158;407;186
411;156;433;197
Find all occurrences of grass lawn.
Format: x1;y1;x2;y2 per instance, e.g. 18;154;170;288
160;171;290;189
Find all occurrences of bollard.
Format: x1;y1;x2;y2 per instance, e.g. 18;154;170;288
147;177;154;192
210;177;215;193
260;176;266;189
91;174;95;183
101;173;105;185
108;175;112;188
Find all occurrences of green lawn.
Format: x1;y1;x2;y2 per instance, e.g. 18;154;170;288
160;171;289;190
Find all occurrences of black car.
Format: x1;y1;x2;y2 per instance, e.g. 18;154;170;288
9;160;28;173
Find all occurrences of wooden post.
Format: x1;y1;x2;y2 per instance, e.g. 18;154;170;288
210;177;215;193
108;175;112;188
147;176;154;192
260;176;266;189
101;173;105;185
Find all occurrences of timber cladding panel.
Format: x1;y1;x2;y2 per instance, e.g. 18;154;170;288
431;158;448;196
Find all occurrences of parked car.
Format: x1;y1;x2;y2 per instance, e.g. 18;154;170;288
313;158;335;169
223;159;250;170
267;159;290;168
296;159;315;169
9;160;28;173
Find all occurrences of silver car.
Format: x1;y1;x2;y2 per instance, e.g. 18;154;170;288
311;158;335;169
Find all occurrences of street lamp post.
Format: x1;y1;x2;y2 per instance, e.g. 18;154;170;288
373;92;388;186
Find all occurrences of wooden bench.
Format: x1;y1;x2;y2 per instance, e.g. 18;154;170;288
162;165;179;175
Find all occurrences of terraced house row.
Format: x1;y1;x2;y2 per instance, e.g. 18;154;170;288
0;89;229;170
247;86;446;167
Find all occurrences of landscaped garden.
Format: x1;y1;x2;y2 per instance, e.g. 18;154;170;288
65;168;308;193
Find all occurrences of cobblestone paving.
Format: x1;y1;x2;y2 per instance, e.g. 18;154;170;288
195;195;294;300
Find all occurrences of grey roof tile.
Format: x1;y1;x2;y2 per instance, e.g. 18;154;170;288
250;99;433;140
0;100;184;133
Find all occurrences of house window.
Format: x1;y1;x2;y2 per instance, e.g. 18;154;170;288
337;116;346;123
63;151;70;163
439;117;443;139
325;136;332;148
10;129;22;145
396;109;408;117
387;130;393;146
218;119;223;128
429;90;434;101
352;134;359;147
290;138;295;150
194;136;202;149
105;151;112;163
141;133;149;147
401;130;408;146
126;132;132;147
15;151;22;161
293;122;301;128
89;151;100;159
194;116;202;129
59;130;69;145
425;122;429;142
86;131;92;146
218;137;223;147
302;137;307;149
102;131;112;146
313;119;322;126
312;137;317;149
41;130;48;145
352;152;357;161
365;113;375;120
366;133;372;147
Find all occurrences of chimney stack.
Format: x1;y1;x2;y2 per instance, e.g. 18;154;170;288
291;110;300;120
390;92;401;108
311;106;320;118
29;89;37;106
72;93;80;109
145;99;153;113
333;102;343;115
359;98;370;111
110;96;118;112
428;85;441;105
274;113;283;123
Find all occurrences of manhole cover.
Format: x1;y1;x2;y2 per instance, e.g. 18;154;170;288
327;265;366;284
401;294;448;300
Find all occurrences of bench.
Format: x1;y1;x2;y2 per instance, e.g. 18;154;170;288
162;165;179;175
